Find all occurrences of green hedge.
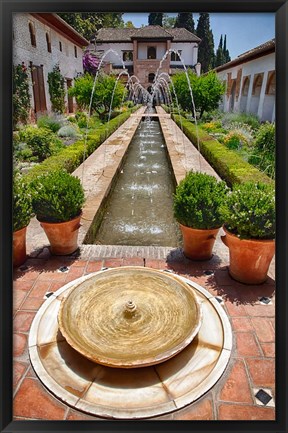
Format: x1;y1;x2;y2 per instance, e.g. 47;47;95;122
172;114;273;187
24;108;138;182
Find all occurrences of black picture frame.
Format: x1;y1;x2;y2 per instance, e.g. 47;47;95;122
1;1;287;432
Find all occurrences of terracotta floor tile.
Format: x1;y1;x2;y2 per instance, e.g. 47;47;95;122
236;332;261;357
231;317;253;332
261;343;275;358
13;280;35;292
50;281;67;292
224;301;247;317
29;280;52;299
20;296;45;311
173;398;214;420
218;404;275;420
13;311;36;333
102;258;123;268
13;333;28;357
13;269;40;282
64;266;85;283
85;260;104;273
269;318;275;330
246;358;275;387
251;317;275;343
244;303;275;317
14;378;67;420
219;359;253;404
37;270;67;282
13;361;28;391
144;259;167;269
13;289;28;311
122;257;145;267
69;259;89;268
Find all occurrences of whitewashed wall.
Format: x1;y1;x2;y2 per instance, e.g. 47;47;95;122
217;52;275;122
93;42;134;66
13;13;84;113
170;42;198;66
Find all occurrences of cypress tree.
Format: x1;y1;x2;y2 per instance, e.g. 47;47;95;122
196;13;215;73
174;12;195;33
223;34;231;63
215;35;224;67
148;13;163;26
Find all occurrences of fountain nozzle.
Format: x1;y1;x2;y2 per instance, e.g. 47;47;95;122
125;300;137;314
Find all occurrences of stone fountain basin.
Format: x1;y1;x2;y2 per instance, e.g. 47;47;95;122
57;267;202;368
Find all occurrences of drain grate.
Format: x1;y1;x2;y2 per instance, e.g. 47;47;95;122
44;291;54;299
214;296;224;305
258;296;272;305
255;389;272;405
204;270;214;276
58;266;69;273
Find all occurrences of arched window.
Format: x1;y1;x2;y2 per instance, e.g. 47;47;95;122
74;46;78;58
46;33;51;53
148;73;155;83
242;76;250;96
252;73;263;96
29;22;36;47
266;71;275;95
147;46;156;60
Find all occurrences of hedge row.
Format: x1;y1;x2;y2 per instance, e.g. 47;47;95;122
171;113;273;187
24;107;139;182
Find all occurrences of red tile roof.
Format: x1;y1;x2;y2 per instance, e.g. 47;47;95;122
214;38;275;72
95;26;200;43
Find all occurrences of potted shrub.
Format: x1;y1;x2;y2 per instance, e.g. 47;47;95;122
13;172;33;267
220;181;275;284
31;170;85;255
173;171;228;260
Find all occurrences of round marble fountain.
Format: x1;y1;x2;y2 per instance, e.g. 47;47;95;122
29;266;232;419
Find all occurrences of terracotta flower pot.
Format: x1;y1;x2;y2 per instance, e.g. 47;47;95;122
180;224;220;260
39;214;82;255
221;227;275;284
13;226;27;267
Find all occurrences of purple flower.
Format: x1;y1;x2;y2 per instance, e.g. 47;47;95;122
83;51;100;75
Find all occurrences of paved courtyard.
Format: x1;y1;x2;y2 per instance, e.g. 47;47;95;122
13;241;275;421
13;110;275;421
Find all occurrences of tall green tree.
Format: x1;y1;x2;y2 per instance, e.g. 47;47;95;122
196;13;215;73
148;13;163;26
174;12;195;33
68;73;127;116
162;14;176;28
171;69;225;118
223;35;231;63
58;13;124;41
215;35;224;67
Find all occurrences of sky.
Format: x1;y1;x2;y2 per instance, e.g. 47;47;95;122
122;13;275;60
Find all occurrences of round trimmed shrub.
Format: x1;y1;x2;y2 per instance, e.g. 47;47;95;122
220;182;275;239
30;169;85;223
173;171;229;229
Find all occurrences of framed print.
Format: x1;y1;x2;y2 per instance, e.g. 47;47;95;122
1;1;287;432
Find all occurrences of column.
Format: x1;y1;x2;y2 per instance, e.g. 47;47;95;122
257;71;268;120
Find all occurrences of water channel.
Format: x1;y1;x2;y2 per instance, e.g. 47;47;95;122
93;117;182;246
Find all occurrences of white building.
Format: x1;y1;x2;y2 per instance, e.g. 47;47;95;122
13;13;89;118
90;26;201;91
215;39;275;122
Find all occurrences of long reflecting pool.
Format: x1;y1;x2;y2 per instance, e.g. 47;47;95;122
93;118;182;246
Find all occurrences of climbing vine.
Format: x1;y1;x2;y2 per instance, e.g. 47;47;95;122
47;64;65;113
13;62;31;128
